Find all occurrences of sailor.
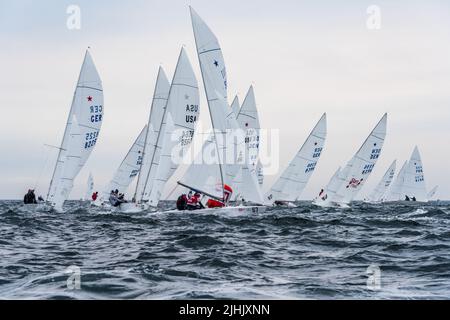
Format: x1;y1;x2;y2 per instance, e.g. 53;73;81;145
176;194;188;210
91;191;98;201
405;195;410;201
412;196;417;202
187;192;203;210
319;189;324;197
109;190;121;207
24;189;37;204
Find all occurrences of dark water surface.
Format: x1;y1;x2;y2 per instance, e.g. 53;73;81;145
1;200;449;299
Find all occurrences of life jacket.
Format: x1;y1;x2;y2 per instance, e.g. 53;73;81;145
176;194;188;210
187;194;200;205
92;192;98;201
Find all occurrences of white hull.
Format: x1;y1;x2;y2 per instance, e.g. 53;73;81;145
161;205;266;216
116;203;266;215
312;199;350;209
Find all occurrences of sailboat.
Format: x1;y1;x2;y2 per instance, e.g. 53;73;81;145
365;160;396;203
230;95;240;118
121;48;200;213
94;125;147;206
386;160;408;201
133;67;171;205
399;146;428;202
84;173;94;201
232;86;264;202
266;113;327;206
313;113;387;207
173;7;265;214
46;49;104;212
428;186;439;201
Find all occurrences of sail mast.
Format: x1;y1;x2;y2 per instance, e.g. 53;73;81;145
133;67;166;201
190;6;226;201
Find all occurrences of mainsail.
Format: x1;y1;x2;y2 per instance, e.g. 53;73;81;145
134;67;171;202
47;49;104;211
103;125;147;199
316;113;387;206
428;185;439;200
230;95;240;117
401;146;428;202
145;48;200;207
232;86;264;200
266;113;327;202
181;7;248;201
386;160;408;201
84;173;94;201
367;160;396;202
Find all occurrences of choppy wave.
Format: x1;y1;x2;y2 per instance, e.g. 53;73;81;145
1;200;450;299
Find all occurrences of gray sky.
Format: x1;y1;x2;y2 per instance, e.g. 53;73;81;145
0;0;449;200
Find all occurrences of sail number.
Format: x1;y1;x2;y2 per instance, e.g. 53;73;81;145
181;130;195;146
185;105;199;123
85;131;98;149
312;147;323;158
305;162;317;173
90;105;103;123
370;148;381;159
362;163;374;175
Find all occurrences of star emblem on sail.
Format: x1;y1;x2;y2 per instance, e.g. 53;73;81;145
175;7;265;206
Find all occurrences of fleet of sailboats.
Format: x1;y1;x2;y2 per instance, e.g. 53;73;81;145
33;8;440;213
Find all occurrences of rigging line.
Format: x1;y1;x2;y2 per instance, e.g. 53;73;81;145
34;145;51;191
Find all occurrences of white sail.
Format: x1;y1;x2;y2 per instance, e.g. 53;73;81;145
317;114;387;206
386;160;408;201
84;173;94;201
428;185;439;200
145;48;200;207
230;95;240;118
134;67;171;202
232;86;263;199
103;125;147;200
51;116;83;211
266;113;327;202
257;161;264;186
367;160;397;202
186;7;246;200
47;49;104;210
314;167;342;205
236;86;261;171
402;146;428;202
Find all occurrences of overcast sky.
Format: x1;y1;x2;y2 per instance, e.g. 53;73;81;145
0;0;449;200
